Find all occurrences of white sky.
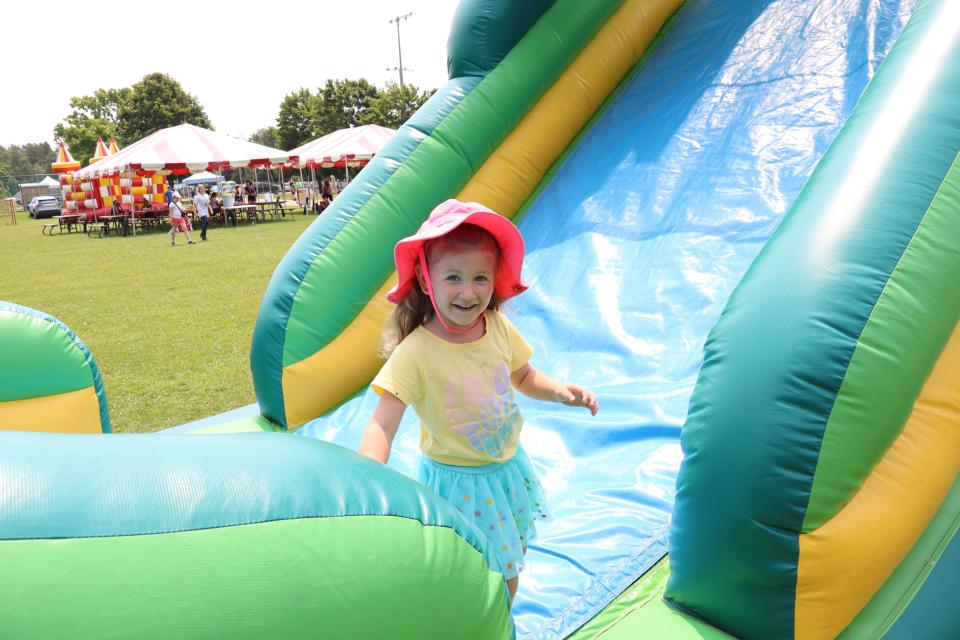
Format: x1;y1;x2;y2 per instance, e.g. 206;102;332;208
2;0;459;147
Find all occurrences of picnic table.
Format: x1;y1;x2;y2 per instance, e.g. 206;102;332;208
86;215;129;238
40;214;84;235
57;214;84;234
223;204;257;225
253;200;288;222
136;208;169;231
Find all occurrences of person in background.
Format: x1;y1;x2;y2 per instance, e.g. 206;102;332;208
232;184;244;226
110;198;129;235
165;183;176;205
210;187;223;227
315;191;331;214
193;184;212;241
168;193;195;246
245;179;257;204
321;176;334;202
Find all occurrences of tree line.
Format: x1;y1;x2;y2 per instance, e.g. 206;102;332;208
265;79;434;150
0;143;55;197
46;72;434;168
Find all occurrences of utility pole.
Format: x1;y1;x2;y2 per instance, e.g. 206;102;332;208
388;12;414;88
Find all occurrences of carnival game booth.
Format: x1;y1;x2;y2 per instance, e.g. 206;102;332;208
72;124;297;230
3;1;960;638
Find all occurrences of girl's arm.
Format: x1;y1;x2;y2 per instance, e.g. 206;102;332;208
358;391;407;463
510;363;598;416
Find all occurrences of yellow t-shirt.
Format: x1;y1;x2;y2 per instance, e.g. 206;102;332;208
372;310;533;466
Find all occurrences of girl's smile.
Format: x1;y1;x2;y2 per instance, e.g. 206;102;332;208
420;246;497;333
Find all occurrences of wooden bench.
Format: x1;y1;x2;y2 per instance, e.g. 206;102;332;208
41;222;60;236
59;215;83;234
86;223;107;238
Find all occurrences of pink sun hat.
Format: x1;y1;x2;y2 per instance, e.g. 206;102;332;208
387;199;528;304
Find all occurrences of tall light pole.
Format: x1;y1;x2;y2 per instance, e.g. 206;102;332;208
388;12;413;88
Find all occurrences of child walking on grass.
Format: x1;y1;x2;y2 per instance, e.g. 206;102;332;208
359;199;598;603
168;193;195;246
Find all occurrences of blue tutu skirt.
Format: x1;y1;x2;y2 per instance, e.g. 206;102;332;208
415;445;550;580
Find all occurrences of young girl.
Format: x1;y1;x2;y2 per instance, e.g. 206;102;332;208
168;193;195;246
359;199;598;603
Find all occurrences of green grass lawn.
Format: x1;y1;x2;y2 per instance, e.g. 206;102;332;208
1;205;316;433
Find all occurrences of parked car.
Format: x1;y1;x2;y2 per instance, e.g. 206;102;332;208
27;196;62;219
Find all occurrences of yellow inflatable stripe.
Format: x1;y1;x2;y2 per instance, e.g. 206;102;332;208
283;279;395;426
460;0;682;214
0;386;104;434
795;322;960;639
281;0;681;427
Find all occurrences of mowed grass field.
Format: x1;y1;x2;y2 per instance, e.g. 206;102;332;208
1;206;318;433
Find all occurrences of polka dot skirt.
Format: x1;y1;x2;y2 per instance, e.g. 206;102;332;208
414;445;549;580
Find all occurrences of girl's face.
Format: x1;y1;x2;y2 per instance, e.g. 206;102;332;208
421;246;497;330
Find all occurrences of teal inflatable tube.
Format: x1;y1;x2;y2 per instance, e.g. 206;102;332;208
666;0;960;636
0;431;513;638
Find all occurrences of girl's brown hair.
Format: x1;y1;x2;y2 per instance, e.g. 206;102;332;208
379;223;504;357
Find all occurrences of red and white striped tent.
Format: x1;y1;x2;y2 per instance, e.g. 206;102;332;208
288;124;396;168
75;123;298;179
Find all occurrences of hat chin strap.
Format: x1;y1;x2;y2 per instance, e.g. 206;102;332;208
418;250;484;335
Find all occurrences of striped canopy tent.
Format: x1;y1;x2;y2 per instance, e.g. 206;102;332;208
75;124;298;180
288;124;395;169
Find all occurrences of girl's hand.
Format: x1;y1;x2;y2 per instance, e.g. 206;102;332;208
556;383;598;416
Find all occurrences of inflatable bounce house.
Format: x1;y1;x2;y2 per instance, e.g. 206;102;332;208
2;0;958;637
53;136;167;223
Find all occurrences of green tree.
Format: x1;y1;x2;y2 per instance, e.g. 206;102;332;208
0;160;13;197
360;83;435;129
313;79;380;135
116;73;212;143
269;79;430;150
53;88;130;165
0;143;56;179
276;89;317;150
250;126;279;149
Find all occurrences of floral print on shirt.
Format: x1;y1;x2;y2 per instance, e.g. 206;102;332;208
444;360;519;458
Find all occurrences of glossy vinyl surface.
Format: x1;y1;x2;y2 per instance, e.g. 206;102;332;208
298;0;913;636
